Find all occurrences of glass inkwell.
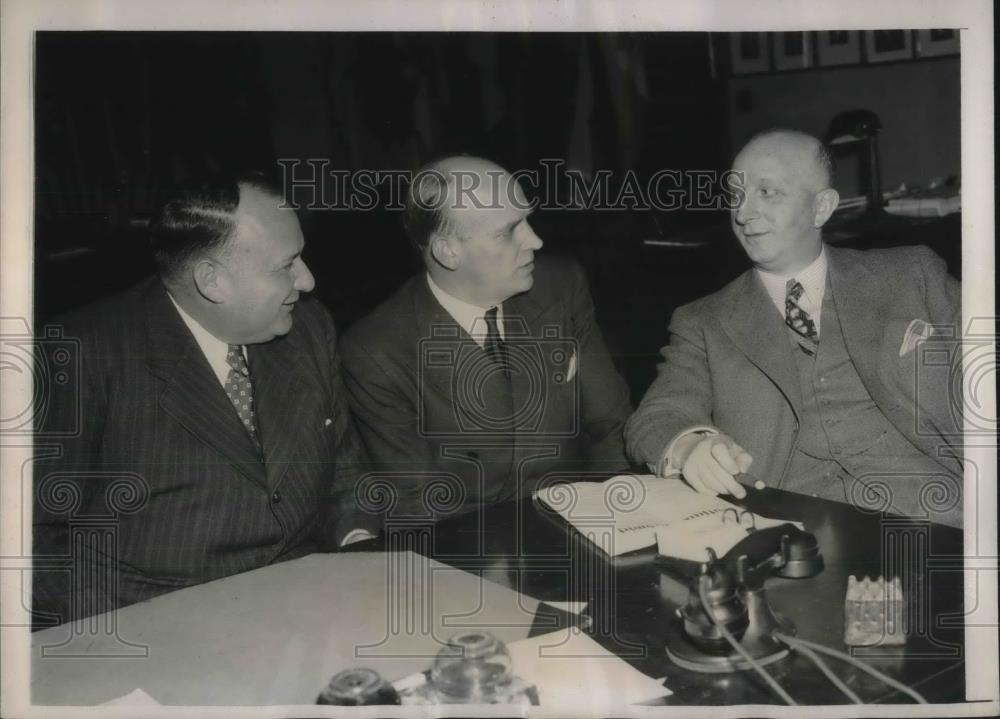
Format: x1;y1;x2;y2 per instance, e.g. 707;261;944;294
316;667;400;706
398;631;536;705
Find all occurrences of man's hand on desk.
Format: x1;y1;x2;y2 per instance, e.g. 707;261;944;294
672;432;753;499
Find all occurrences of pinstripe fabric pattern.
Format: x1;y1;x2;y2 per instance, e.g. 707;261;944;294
32;278;370;627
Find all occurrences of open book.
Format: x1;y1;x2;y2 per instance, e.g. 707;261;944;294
533;474;802;561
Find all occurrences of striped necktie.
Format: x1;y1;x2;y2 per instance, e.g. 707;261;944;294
785;279;819;342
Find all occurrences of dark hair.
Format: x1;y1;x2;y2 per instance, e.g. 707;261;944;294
149;172;283;279
402;159;457;252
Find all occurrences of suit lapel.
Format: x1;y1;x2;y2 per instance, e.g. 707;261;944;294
248;333;312;490
144;282;267;489
412;276;482;395
719;271;802;416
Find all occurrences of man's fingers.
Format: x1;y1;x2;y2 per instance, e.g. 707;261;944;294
681;435;751;498
724;438;754;475
710;441;740;474
684;465;718;496
705;460;745;498
735;451;753;474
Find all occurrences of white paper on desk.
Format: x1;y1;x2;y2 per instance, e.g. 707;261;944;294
32;552;540;706
507;627;671;713
535;474;800;557
100;688;161;706
540;600;589;615
655;515;806;563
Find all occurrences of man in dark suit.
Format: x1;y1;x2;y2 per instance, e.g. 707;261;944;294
626;130;963;527
33;175;373;627
341;156;632;523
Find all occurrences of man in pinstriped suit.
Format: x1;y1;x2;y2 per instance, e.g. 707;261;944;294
32;174;374;627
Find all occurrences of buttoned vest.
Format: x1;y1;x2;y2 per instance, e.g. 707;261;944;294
785;282;941;503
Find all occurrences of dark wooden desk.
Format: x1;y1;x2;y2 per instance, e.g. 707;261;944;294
361;487;966;706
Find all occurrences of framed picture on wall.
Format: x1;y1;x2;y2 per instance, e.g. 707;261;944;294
864;30;913;63
915;29;960;57
773;32;813;70
816;30;861;66
729;32;770;74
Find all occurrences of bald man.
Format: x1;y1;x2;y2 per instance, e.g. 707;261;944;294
341;156;632;522
626;130;963;527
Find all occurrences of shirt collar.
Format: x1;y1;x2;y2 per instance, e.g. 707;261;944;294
426;274;504;347
755;246;828;321
167;292;236;386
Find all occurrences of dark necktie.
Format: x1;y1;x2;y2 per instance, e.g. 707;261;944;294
225;344;261;452
483;306;510;376
785;279;819;342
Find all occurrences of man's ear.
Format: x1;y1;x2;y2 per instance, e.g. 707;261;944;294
813;188;840;228
429;234;460;271
192;259;226;303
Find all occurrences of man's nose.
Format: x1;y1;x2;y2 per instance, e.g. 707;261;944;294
520;223;544;251
734;194;757;225
292;257;316;293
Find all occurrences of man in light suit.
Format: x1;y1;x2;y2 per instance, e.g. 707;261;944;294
626;130;963;527
341;156;632;523
33;174;375;627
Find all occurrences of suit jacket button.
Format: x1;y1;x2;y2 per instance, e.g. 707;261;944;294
271;490;282;504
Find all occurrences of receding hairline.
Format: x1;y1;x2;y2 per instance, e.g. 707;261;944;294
420;156;515;205
416;156;524;219
736;130;834;189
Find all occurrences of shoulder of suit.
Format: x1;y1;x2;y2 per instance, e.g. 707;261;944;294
827;244;947;277
341;273;422;354
43;277;158;342
285;294;338;348
531;254;583;282
673;266;752;319
520;254;587;305
289;294;333;330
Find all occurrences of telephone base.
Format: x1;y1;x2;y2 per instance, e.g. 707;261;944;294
664;620;790;673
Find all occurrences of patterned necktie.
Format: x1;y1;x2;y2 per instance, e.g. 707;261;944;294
225;344;261;452
785;279;819;342
483;307;510;376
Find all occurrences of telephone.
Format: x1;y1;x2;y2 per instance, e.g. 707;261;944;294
661;521;824;673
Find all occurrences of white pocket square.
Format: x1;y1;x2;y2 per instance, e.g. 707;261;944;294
899;319;934;357
565;351;578;382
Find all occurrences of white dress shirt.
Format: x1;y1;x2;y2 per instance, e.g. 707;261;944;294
755;247;828;336
426;274;505;345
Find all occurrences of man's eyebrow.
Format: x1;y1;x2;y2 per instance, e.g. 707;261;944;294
277;249;302;265
501;209;534;230
497;218;522;234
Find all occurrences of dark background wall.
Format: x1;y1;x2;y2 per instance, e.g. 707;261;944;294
34;32;961;401
728;57;961;198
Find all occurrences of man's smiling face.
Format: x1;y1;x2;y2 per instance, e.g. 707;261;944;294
730;132;834;275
